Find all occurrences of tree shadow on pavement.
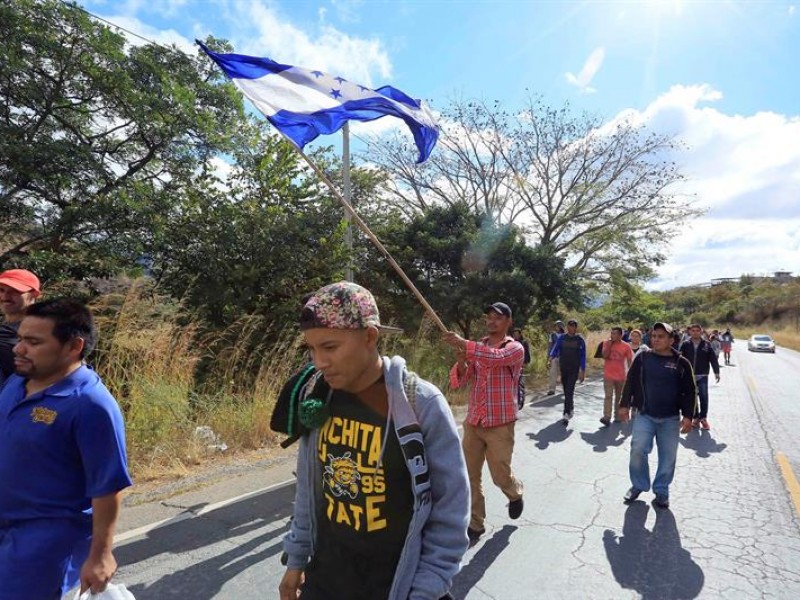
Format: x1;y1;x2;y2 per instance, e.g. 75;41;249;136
451;525;517;599
679;429;728;458
580;422;631;453
116;484;295;599
527;421;573;449
603;502;704;600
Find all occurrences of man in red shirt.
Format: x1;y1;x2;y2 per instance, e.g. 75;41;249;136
444;302;525;543
600;326;634;426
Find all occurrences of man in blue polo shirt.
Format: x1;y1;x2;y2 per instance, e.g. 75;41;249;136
0;298;132;599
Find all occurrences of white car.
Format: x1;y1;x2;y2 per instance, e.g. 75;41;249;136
747;334;776;353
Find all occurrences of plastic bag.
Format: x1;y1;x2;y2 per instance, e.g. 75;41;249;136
74;583;136;600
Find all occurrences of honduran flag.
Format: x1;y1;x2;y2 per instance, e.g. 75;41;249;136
198;42;439;163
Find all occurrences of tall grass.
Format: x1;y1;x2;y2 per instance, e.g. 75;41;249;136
88;283;601;480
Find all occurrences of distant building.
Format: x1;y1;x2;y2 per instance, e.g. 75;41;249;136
774;270;793;283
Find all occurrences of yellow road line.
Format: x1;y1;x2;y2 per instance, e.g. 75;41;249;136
776;453;800;517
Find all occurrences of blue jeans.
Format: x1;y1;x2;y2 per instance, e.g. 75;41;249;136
695;376;709;419
629;414;681;498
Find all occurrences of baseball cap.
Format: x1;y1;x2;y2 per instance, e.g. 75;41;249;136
299;281;401;332
555;320;565;326
652;321;673;334
0;269;41;297
484;302;512;318
567;319;578;326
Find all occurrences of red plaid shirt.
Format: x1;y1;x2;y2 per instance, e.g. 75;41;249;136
450;335;524;428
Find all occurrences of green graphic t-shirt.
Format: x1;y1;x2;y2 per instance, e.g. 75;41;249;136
303;389;413;600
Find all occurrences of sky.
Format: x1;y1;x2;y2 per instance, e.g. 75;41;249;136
81;0;800;290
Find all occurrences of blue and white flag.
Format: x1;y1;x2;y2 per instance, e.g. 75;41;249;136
198;42;439;163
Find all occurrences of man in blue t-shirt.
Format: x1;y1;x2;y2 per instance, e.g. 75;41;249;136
0;299;132;600
617;322;696;509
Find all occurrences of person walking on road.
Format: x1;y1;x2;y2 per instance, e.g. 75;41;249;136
278;282;469;600
618;322;697;509
680;324;720;430
445;302;525;544
629;329;649;355
600;327;634;426
0;269;41;388
0;299;132;599
548;319;586;425
720;328;734;365
546;320;565;394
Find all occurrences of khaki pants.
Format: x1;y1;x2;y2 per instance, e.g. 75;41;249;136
603;378;625;420
462;422;524;531
548;357;560;392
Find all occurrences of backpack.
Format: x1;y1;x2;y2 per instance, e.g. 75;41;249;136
269;363;420;448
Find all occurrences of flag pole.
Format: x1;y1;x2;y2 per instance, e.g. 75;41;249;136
342;123;354;282
287;138;448;333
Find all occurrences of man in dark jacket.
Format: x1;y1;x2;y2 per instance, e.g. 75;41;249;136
618;322;696;509
680;324;720;430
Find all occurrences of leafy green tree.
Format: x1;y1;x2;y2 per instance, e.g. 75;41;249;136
361;204;581;338
151;126;353;326
0;0;242;281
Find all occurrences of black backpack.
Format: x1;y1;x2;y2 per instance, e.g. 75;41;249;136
270;363;422;447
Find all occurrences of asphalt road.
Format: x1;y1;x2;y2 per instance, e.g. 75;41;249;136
113;345;800;599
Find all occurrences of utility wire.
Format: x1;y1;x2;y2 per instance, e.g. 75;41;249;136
66;1;173;50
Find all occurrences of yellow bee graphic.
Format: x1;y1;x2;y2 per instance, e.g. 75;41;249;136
324;452;361;499
31;406;58;425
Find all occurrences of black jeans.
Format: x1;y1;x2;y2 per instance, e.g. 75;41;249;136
561;369;579;414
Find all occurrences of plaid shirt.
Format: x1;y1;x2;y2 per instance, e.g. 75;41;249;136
450;335;524;428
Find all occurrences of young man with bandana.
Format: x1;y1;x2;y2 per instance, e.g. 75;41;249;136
278;282;469;600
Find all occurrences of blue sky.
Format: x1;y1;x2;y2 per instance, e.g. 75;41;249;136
84;0;800;289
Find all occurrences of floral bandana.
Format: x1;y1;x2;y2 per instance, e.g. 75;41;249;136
300;281;386;330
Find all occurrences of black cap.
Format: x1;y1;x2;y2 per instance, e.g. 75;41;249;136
652;321;673;334
484;302;512;318
567;319;578;326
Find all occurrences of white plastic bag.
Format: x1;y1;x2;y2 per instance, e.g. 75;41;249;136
74;583;136;600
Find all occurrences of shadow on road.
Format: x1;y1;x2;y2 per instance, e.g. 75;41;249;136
580;421;631;453
451;525;517;599
680;429;728;458
116;484;295;599
603;502;704;600
527;421;573;449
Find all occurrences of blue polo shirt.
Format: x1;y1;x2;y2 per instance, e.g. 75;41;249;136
0;366;132;521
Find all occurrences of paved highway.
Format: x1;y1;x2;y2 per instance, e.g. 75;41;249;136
113;345;800;599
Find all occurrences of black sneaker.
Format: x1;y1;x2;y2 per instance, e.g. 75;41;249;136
467;526;485;544
623;487;642;503
547;390;555;395
562;412;571;425
599;416;611;426
508;498;524;519
653;495;670;509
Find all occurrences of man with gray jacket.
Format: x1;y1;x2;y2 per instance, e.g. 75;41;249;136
278;282;469;600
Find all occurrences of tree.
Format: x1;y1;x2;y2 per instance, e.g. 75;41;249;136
0;0;243;281
360;204;581;338
367;97;700;287
151;125;354;326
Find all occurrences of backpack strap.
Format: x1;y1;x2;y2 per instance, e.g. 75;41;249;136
402;369;419;414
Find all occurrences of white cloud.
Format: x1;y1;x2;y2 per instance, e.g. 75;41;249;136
209;0;392;87
789;5;796;16
615;85;800;288
565;47;605;94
